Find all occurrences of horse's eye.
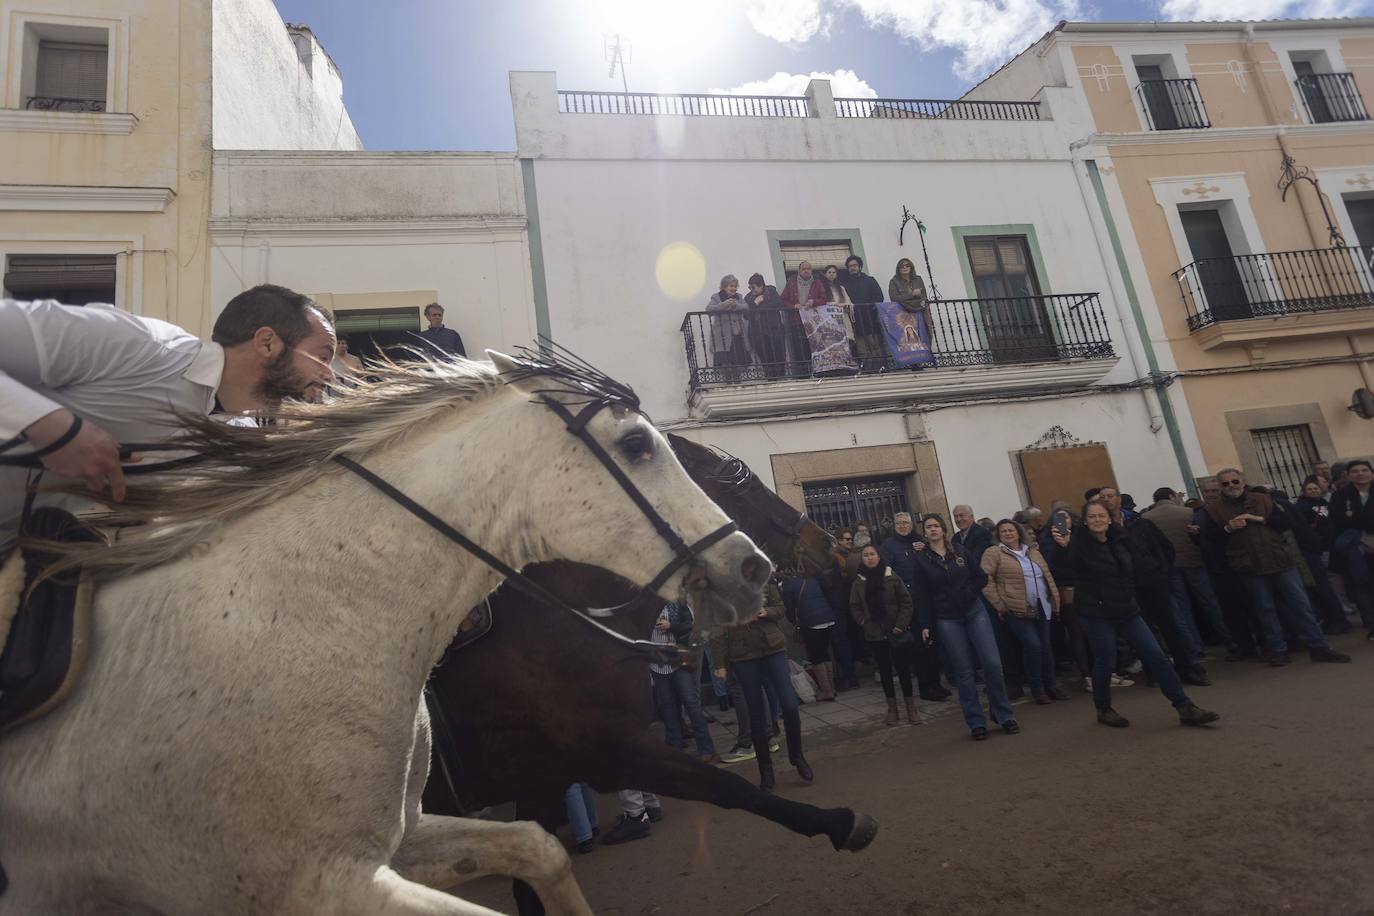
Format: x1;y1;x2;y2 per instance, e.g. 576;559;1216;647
619;432;652;459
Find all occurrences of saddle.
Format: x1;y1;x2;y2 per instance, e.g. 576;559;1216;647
0;508;101;736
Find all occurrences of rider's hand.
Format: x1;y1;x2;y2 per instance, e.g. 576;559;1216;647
23;408;127;501
655;618;671;632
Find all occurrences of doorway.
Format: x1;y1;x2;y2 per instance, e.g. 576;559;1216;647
1181;208;1251;321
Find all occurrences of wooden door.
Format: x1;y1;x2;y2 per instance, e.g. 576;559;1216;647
1018;445;1117;513
964;236;1056;363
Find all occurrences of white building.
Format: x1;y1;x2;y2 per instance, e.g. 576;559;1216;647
510;71;1203;524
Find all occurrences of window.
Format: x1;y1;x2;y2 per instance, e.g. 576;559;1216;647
3;254;117;305
778;239;853;283
30;41;108;110
964;235;1056;363
1291;53;1367;124
1345;196;1374;253
803;477;910;532
1133;59;1207;130
1251;425;1319;495
1180;206;1251;322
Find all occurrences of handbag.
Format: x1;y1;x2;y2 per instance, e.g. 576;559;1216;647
887;628;916;651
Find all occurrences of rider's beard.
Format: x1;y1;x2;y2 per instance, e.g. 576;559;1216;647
255;347;311;405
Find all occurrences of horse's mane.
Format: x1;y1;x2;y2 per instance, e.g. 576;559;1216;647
30;345;640;581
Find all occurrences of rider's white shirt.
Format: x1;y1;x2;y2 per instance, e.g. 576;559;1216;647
0;299;224;555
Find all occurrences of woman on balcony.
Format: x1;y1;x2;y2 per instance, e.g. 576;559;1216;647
705;274;751;382
744;272;785;379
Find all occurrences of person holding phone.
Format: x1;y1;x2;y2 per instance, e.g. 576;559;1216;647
850;545;919;725
709;580;813;791
1039;504;1095;688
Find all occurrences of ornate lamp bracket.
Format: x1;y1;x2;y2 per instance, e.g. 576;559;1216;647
1278;154;1346;247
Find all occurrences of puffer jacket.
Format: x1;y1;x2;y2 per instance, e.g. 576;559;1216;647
1057;526;1140;622
981;543;1060;619
848;568;914;641
709;581;787;664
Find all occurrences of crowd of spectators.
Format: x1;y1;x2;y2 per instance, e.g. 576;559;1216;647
701;255;930;378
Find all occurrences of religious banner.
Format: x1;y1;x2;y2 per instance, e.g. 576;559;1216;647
876;301;936;369
798;304;859;375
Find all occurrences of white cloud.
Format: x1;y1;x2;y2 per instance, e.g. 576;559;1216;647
711;68;879;98
1160;0;1368;18
743;0;1080;79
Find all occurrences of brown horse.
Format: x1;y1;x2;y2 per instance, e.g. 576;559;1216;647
420;435;877;915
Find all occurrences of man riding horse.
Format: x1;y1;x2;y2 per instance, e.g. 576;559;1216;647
0;284;337;558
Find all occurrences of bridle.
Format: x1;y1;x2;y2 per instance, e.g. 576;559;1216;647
333;392;738;622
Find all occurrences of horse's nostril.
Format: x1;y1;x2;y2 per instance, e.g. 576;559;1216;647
740;554;771;586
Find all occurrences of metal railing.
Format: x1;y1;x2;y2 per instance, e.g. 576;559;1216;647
1295;72;1369;123
680;294;1114;389
558;90;808;117
834;97;1041;121
1173;246;1374;331
1135;79;1209;130
24;96;105;112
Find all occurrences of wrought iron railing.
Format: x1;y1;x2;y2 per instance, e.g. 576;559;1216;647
1173;246;1374;331
24;96;105;112
679;294;1114;389
1295;72;1369;123
558;91;808;117
834;97;1041;121
1135;79;1209;130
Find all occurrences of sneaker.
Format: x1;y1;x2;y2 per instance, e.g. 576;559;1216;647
699;753;722;765
1177;703;1220;726
768;739;780;753
575;839;595;854
971;726;989;741
1110;674;1135;687
720;744;755;764
1309;646;1351;663
645;805;663;823
1124;660;1143;675
1001;719;1021;735
599;812;650;846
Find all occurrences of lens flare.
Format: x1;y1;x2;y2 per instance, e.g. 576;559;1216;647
654;241;706;301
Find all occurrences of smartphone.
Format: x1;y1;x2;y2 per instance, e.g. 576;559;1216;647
1053;510;1070;537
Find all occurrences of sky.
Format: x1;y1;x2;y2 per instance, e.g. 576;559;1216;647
270;0;1374;151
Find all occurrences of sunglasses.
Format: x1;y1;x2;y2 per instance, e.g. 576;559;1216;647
1221;480;1243;486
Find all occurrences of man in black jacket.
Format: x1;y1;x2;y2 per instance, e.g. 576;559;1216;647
1099;486;1210;685
840;255;888;372
1329;458;1374;639
951;504;1024;696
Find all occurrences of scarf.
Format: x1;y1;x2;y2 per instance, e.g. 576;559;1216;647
862;559;890;624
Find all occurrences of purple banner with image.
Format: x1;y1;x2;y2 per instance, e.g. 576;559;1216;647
876;301;935;368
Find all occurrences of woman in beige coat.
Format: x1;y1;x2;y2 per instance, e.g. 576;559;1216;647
981;520;1070;704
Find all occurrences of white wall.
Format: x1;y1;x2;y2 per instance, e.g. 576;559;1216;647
531;156;1134;421
209;151;536;354
212;0;362;150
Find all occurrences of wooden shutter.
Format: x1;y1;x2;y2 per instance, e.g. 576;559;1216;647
5;254;117;294
36;41;108;102
779;241;854;278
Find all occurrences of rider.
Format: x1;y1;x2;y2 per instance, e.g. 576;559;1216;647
0;284;337;558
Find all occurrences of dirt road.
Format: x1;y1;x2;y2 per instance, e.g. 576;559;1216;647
458;634;1374;916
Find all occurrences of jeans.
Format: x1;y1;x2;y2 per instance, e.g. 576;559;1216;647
828;606;856;680
702;644;728;701
1171;566;1234;649
1137;579;1204;674
1004;615;1055;695
732;651;800;742
867;638;915;699
617;789;659;818
935;603;1016;731
801;625;836;664
652;667;716;756
564;784;598;843
1081;614;1191;711
987;600;1024;689
1240;568;1330;653
1302;549;1350;631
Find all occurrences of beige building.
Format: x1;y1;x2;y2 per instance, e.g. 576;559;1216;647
981;19;1374;493
0;0;360;337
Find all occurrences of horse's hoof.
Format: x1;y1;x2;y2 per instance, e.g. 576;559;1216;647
838;812;879;852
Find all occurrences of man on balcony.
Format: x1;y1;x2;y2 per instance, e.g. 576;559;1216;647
780;262;824;378
840;255;887;372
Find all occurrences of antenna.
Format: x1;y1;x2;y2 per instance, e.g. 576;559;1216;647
604;33;631;94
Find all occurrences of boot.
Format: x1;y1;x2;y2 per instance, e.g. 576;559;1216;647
903;696;921;725
784;718;814;783
814;661;837;701
751;733;775;792
1177;703;1220;726
884;698;900;726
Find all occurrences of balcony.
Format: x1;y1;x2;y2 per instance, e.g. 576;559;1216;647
1135;79;1209;130
1173;246;1374;349
558;91;808;117
679;294;1117;418
23;96;105;112
1295;72;1368;124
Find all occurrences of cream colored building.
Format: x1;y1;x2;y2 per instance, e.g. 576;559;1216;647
979;19;1374;493
0;0;360;338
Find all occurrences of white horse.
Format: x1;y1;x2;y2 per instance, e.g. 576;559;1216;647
0;351;770;916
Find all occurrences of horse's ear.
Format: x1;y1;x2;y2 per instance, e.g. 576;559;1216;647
487;349;539;396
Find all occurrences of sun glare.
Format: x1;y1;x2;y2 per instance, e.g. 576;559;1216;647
589;0;737;87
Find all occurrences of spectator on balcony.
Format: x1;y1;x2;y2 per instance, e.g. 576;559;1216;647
706;275;750;380
888;258;929;314
840;255;886;372
822;265;851;305
416;303;466;358
744;272;785;379
781;261;826;308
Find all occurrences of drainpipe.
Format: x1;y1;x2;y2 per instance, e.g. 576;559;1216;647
1071;144;1197;490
